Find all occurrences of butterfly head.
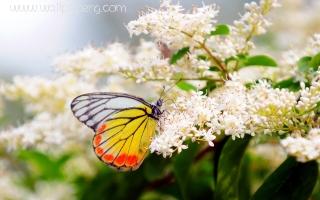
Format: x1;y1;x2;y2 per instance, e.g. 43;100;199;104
156;98;163;107
151;98;163;120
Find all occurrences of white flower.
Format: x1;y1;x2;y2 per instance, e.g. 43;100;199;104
150;91;218;157
247;80;298;133
207;36;238;60
1;75;95;114
231;0;280;53
127;0;219;49
305;33;320;55
54;44;131;82
0;112;90;152
26;181;76;200
150;72;319;158
296;70;320;112
281;128;320;162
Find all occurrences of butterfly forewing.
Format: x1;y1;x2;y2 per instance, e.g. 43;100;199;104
70;92;152;131
70;92;158;171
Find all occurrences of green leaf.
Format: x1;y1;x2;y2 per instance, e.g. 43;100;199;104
297;56;312;72
242;55;277;67
273;78;301;91
176;81;197;91
143;154;168;182
197;55;208;61
238;154;251;200
209;66;220;71
201;80;217;94
186;154;215;199
251;157;319;200
18;150;68;180
310;52;320;70
170;47;190;64
215;136;251;200
210;24;230;36
173;142;199;200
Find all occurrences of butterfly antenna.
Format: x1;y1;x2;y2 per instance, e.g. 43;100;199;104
159;85;166;99
160;78;182;100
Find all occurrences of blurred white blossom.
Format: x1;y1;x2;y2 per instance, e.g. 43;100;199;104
54;44;131;82
0;112;89;152
270;0;320;49
1;75;95;114
281;128;320;162
26;181;76;200
0;160;28;199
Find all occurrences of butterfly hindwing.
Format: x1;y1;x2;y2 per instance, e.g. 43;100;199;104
71;92;157;171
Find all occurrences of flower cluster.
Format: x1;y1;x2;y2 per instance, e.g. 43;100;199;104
54;44;131;82
0;112;89;152
127;0;219;49
230;0;280;53
1;75;95;114
296;70;320;112
54;40;175;83
281;128;320;162
152;73;320;159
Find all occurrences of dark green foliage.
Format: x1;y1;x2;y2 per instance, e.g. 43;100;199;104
215;136;251;200
172;142;199;199
252;157;319;200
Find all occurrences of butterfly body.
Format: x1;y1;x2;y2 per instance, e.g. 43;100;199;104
71;92;162;171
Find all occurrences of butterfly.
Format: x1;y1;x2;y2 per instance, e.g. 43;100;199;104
70;92;163;171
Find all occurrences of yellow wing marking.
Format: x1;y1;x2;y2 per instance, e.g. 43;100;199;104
93;104;157;171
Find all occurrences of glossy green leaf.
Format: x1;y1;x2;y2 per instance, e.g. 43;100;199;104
273;78;301;91
210;24;230;36
173;142;199;200
177;81;197;91
215;136;251;200
310;52;320;70
242;55;277;67
297;56;312;72
18;150;69;180
238;155;251;200
251;157;319;200
170;47;189;64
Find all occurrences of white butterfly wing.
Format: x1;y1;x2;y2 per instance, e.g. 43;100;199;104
70;92;152;131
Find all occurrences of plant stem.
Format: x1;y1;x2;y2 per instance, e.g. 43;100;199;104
146;77;224;82
177;29;230;80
